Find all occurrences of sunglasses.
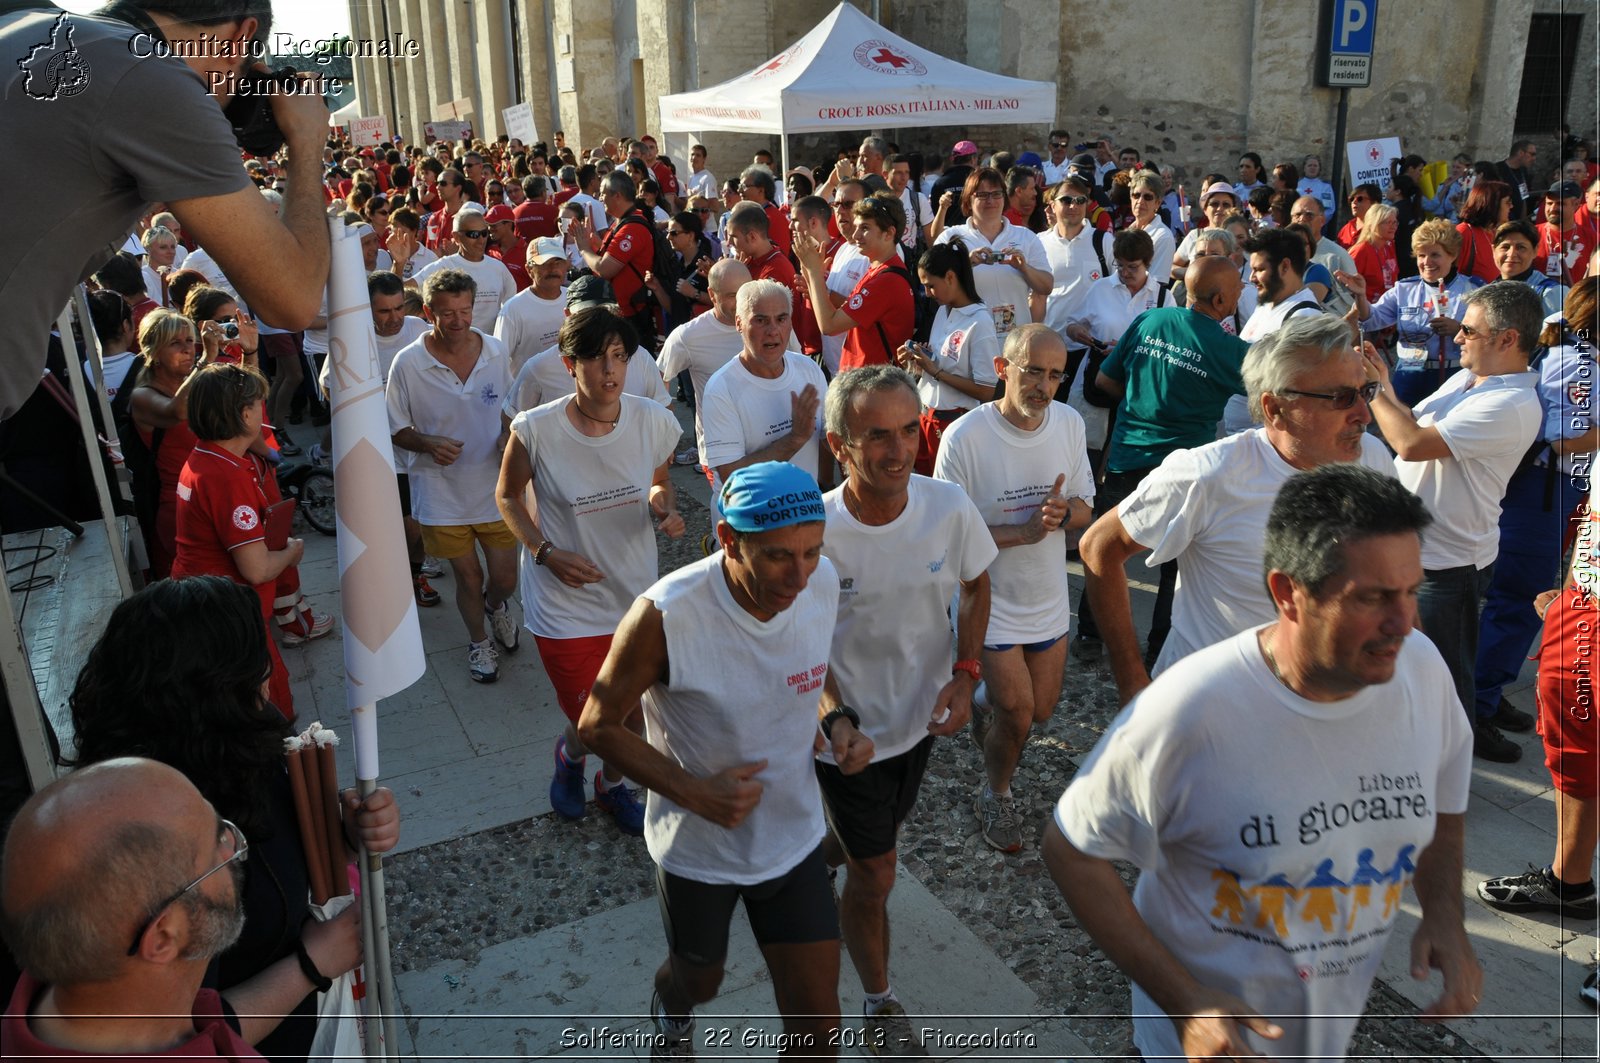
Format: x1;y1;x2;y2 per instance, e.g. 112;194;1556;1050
1056;195;1089;206
1131;193;1159;201
457;229;489;239
1049;142;1071;150
1278;381;1381;409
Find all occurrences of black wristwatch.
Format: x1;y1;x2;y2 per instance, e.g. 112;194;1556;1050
819;704;861;739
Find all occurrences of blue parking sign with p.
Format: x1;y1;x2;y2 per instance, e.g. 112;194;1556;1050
1333;0;1376;54
1318;0;1377;87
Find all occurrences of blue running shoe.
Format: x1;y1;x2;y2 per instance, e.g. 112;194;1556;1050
593;772;645;835
549;737;586;819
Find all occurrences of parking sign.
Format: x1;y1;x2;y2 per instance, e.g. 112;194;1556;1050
1316;0;1378;88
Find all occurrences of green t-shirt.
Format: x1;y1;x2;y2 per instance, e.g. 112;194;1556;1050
1100;307;1249;472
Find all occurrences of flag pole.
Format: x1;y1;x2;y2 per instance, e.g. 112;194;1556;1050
325;215;426;1062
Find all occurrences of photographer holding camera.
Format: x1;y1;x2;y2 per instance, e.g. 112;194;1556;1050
569;170;665;348
0;0;331;421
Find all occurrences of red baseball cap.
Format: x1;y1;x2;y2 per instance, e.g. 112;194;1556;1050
484;205;516;225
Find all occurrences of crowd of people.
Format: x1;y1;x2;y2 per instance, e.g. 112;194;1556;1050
3;2;1600;1060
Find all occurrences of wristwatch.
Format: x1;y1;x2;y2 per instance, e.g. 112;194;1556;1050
819;704;862;739
952;659;982;682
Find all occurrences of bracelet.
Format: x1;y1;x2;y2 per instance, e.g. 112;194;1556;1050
534;540;555;566
295;937;333;993
819;704;861;739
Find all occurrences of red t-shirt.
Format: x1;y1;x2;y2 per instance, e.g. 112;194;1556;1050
748;248;818;355
171;444;275;616
1350;240;1397;301
130;295;159;332
1539;221;1595;284
2;975;260;1061
1336;218;1361;250
762;201;792;257
600;214;657;311
513;199;559;241
423;205;459;253
489;239;531;291
1454;223;1499;283
552;187;578;208
840;260;915;371
650;160;679;200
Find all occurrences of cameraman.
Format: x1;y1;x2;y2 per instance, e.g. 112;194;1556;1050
0;0;330;420
568;170;662;347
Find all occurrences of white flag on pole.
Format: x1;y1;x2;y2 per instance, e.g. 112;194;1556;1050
324;220;425;778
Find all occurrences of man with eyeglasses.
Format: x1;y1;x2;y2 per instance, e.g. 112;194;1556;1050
933;325;1092;853
1363;281;1543;762
1080;315;1395;704
1072;256;1250;667
411;210;519;333
1;758;259;1060
1040;129;1074;187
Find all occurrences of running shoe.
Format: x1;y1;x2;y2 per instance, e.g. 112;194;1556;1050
1477;865;1598;918
1582;967;1598;1009
420;555;445;578
863;999;927;1057
975;787;1022;853
1488;697;1535;733
593;772;645;835
673;446;700;467
468;638;499;684
485;597;519;653
548;737;586;818
279;609;334;646
650;990;695;1060
413;574;441;607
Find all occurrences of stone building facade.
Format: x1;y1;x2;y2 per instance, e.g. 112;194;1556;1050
347;0;1595;189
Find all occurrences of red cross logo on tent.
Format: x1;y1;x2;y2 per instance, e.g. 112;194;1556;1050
872;47;910;68
758;56;785;73
1368;144;1382;162
853;39;926;76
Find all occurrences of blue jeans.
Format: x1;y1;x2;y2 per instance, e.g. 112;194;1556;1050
1417;564;1494;721
1473;461;1589;715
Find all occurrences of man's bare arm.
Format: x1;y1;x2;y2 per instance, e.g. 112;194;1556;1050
1081;509;1155;704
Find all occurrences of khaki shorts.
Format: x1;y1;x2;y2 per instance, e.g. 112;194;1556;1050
420;520;517;559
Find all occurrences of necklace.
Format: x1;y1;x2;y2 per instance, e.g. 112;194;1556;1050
1260;629;1294;692
571;397;619;428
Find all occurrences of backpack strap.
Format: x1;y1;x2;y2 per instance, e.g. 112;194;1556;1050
1155;281;1171;309
1092;230;1110;279
871;264;917;359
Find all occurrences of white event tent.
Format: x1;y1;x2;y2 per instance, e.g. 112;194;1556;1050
658;2;1056;173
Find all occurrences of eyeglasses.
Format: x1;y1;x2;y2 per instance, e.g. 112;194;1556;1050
834;200;861;212
1278;381;1381;409
458;229;489;239
1056;195;1089;206
1456;322;1504;340
127;819;247;956
1114;261;1146;274
1049;142;1071;150
1130;192;1159;201
972;191;1005;202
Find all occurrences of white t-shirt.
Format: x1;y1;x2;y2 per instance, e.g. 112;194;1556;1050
699;353;829;499
933;402;1094;643
86;351;138;401
688;168;718;200
385;329;512;526
301;290;331;356
1131;220;1175;289
824;242;872;375
510;395;680;637
821;477;997;763
377;244;437;283
502;343;670;419
1120;428;1397;673
141;264;165;307
1057;626;1471;1063
1394;370;1542;569
656;312;799;446
1039;224;1114;340
492;287;566;373
935;221;1050;338
641;553;839;884
413;253;519;332
897;186;928;251
1065;276;1168;450
917;302;1000;411
317;316;429;396
179;246;239;305
567;192;608;234
1222;290;1325;434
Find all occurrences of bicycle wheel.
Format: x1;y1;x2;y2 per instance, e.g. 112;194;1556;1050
298;469;337;536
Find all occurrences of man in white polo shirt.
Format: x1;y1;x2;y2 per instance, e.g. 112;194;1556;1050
818;366;995;1053
1081;315;1395;705
492;237;569;374
1364;280;1544;763
412;208;519;333
387;269;519;683
699;280;831;517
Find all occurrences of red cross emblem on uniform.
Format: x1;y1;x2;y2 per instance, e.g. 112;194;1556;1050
872;47;910;68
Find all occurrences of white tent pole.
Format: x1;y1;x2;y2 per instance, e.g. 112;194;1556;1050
780;127;789;180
